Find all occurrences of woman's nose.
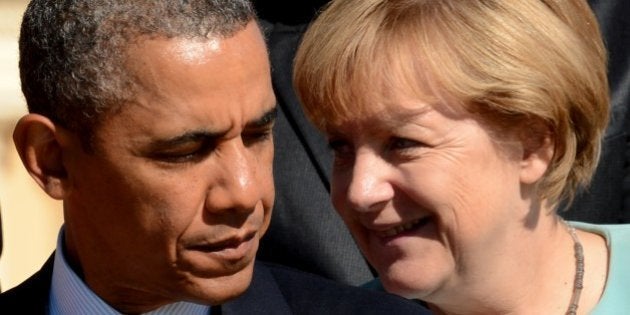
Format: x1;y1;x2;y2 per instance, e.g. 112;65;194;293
335;150;394;214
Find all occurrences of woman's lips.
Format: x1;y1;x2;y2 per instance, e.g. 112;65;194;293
375;216;432;238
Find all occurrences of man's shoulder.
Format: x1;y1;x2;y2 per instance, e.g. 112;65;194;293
0;277;43;310
0;255;53;314
256;261;431;314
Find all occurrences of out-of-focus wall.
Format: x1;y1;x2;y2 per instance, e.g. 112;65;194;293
0;0;64;292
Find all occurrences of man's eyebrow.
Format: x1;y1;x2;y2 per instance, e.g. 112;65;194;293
149;131;223;150
148;106;278;149
246;106;277;128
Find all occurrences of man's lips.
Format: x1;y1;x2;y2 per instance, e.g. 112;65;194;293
188;230;258;261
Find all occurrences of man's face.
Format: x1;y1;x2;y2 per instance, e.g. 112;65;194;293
60;22;276;310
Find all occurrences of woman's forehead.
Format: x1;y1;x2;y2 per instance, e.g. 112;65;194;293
323;88;466;135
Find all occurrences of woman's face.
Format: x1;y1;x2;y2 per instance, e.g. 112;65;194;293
327;95;528;300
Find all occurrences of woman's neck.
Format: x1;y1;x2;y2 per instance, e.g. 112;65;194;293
425;215;584;315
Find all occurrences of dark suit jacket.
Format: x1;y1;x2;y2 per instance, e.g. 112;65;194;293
0;254;431;314
256;19;375;286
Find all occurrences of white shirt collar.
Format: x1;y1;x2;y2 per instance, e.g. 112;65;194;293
49;226;211;315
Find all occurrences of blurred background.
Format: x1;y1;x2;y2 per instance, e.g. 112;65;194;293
0;0;63;292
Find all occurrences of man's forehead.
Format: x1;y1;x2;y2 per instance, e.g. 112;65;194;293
168;38;223;64
94;22;274;143
126;36;222;65
125;22;266;71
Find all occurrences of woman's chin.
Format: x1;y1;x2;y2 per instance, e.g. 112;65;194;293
381;277;429;300
377;258;449;301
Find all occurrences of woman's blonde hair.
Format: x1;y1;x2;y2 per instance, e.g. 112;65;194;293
294;0;609;209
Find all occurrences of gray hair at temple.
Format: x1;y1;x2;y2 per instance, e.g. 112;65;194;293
19;0;256;150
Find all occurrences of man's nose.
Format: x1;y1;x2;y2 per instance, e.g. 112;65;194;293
205;139;262;213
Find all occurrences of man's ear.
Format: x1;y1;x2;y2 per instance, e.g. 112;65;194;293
518;120;554;185
13;114;69;200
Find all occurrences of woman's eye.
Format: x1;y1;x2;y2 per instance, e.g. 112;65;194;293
389;137;421;150
328;139;355;168
328;139;352;154
328;139;356;161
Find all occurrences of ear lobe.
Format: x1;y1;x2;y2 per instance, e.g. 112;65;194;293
519;121;554;185
13;114;69;199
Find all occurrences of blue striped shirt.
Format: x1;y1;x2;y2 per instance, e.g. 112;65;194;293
49;227;211;315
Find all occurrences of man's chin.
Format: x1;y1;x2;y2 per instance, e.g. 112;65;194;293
184;259;256;305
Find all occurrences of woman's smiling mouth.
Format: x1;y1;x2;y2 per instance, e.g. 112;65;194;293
376;216;432;238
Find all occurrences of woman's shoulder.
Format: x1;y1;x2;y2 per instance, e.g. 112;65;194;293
569;221;630;238
569;221;630;314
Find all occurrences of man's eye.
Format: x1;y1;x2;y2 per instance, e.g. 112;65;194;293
152;142;212;163
153;151;200;163
242;129;272;146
